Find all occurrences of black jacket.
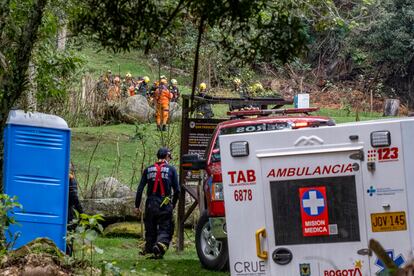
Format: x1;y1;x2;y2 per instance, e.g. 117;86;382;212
135;161;180;208
68;176;83;223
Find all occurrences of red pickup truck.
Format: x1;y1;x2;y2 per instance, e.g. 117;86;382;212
182;109;335;270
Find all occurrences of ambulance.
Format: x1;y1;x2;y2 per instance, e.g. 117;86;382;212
219;117;414;276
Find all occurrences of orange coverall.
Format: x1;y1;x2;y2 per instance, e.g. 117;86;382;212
154;85;173;126
107;85;120;101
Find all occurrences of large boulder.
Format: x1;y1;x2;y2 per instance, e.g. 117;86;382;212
81;177;137;223
81;197;137;224
169;102;182;122
84;177;134;199
118;95;155;123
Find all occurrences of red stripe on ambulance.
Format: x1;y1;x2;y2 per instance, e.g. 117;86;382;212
267;163;353;178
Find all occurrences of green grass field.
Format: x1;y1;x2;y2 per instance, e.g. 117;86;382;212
71;122;181;197
77;47;193;87
94;235;229;276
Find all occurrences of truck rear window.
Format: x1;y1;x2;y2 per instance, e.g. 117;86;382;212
220;122;289;135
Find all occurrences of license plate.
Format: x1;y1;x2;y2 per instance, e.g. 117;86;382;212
371;211;407;232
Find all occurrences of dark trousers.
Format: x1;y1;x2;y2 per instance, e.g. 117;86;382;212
144;196;174;253
66;224;77;256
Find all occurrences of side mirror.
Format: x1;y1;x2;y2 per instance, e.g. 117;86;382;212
181;154;206;170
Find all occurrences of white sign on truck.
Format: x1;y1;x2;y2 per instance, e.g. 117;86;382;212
219;117;414;276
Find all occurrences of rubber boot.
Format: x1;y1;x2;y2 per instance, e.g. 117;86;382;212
162;125;167;131
152;242;168;259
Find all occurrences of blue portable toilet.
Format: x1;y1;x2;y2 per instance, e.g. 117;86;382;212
4;110;71;251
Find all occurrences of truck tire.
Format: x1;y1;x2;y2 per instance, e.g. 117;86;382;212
195;211;229;271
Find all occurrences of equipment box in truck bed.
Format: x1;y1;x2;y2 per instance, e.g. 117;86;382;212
219;117;414;276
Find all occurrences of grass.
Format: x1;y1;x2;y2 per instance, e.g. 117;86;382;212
78;48;154;78
316;108;385;124
94;234;229;276
71;122;181;197
77;47;193;86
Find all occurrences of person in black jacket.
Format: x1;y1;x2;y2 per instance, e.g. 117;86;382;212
135;148;180;258
66;164;83;255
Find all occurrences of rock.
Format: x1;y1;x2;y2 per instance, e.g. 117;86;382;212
80;197;137;223
85;177;134;199
118;95;155;123
169;102;182;122
383;99;400;116
82;178;137;223
103;222;142;238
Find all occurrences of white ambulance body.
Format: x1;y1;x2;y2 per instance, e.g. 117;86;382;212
219;117;414;276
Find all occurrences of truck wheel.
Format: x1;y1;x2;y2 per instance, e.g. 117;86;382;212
195;212;228;271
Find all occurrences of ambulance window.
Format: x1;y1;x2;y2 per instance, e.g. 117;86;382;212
270;176;360;245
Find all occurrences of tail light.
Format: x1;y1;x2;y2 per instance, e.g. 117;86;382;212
292;121;321;129
208;174;225;216
211;183;224;201
292;121;310;129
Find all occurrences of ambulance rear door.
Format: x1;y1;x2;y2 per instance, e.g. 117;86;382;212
258;145;370;276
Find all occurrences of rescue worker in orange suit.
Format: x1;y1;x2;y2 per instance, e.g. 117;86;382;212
154;77;173;131
135;148;180;258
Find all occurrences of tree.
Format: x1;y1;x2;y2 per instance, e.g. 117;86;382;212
357;0;414;106
70;0;337;107
0;0;48;190
0;0;83;190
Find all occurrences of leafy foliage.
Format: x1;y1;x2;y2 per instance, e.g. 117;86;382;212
0;194;22;253
0;0;47;119
34;45;84;112
358;0;414;75
67;211;104;262
0;0;84;189
70;0;332;64
31;0;85;112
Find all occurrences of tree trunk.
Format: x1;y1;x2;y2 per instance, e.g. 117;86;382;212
383;99;400;116
27;61;37;111
189;16;206;112
57;11;67;51
57;23;67;51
